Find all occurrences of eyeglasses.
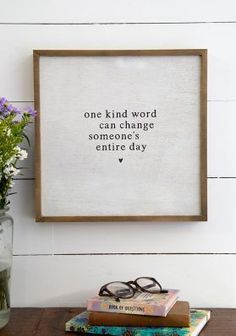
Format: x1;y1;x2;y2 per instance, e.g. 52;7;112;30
99;277;168;302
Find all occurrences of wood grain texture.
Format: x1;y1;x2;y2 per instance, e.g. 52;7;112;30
1;308;236;336
33;49;207;56
0;308;80;336
200;50;208;220
33;51;42;221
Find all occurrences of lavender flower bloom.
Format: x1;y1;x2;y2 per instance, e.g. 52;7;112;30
0;98;16;118
0;97;7;106
7;104;13;111
0;97;7;116
25;106;37;117
0;105;9;118
12;106;21;114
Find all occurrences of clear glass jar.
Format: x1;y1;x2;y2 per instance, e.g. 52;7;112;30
0;207;13;329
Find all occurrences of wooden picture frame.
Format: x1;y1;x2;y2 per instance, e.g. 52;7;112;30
34;49;207;222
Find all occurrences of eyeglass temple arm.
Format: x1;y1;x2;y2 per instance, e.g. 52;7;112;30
99;287;121;302
152;278;164;290
137;278;168;293
99;287;110;295
128;279;163;290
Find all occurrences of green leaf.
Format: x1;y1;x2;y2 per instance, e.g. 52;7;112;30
23;132;31;147
6;192;17;196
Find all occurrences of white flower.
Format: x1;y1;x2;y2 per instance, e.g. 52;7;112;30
14;147;28;160
18;149;28;160
9;180;15;188
3;165;20;177
3;166;11;176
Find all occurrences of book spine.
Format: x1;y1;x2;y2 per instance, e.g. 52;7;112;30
89;311;190;327
87;299;168;316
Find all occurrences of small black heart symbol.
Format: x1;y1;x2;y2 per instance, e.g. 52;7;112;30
119;158;123;163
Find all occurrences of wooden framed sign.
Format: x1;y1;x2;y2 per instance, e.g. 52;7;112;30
34;49;207;222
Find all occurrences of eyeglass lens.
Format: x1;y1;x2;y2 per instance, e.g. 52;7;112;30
106;282;134;298
136;277;161;292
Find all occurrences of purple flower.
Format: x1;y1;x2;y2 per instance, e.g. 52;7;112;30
0;97;8;106
12;106;21;114
7;104;13;111
25;106;37;117
0;99;22;118
0;104;9;118
0;98;36;121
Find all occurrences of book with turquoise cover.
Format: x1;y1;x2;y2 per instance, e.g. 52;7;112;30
65;309;210;336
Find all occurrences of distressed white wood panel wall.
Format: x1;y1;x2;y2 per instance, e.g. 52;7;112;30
1;0;236;307
2;24;236;101
11;179;236;255
11;255;236;308
1;0;236;23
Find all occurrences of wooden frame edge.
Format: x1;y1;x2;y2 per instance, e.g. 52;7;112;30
33;49;206;57
34;49;208;223
36;215;206;223
200;49;208;221
33;50;42;221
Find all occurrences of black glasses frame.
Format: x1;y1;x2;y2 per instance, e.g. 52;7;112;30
99;276;168;302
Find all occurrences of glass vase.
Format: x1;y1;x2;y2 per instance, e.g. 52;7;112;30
0;207;13;329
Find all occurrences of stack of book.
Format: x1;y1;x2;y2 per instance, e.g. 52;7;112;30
65;289;210;335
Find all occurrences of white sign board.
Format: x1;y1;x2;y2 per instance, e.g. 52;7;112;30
34;50;207;222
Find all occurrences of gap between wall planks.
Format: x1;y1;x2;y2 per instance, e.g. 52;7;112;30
1;0;236;25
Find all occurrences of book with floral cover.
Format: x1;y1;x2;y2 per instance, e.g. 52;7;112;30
87;289;179;317
65;309;210;336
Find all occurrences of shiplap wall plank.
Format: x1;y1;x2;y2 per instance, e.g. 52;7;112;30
11;254;236;307
208;101;236;177
1;24;236;101
12;181;53;255
1;0;236;23
11;179;236;254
